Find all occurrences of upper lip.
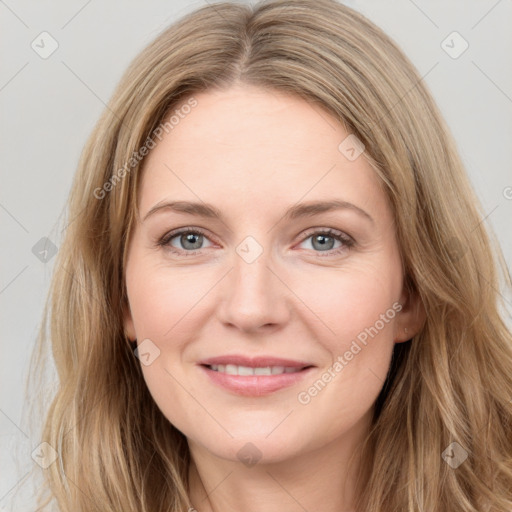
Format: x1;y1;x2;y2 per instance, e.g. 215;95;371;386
198;354;314;368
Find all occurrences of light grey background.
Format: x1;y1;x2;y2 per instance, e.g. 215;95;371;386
1;0;511;509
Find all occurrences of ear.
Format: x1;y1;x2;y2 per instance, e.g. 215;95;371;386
394;284;426;343
123;300;136;341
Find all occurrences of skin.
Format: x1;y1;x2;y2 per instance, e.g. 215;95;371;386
123;84;424;512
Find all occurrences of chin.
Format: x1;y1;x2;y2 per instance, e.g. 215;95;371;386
189;426;314;466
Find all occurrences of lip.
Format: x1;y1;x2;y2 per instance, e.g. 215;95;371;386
198;354;313;368
197;354;315;397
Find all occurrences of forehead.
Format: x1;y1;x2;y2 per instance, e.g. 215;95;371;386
138;85;389;221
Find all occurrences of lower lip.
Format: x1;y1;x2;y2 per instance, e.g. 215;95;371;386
199;365;315;396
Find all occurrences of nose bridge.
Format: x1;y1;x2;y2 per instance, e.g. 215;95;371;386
218;235;290;332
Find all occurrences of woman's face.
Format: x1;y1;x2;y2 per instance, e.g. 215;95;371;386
124;84;419;464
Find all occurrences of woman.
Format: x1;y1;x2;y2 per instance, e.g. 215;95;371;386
30;0;512;510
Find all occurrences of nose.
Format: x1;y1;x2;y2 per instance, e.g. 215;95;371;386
216;245;292;334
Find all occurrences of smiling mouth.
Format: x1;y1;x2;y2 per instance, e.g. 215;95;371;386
199;362;315;396
204;364;313;376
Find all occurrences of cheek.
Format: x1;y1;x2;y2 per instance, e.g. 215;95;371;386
291;263;401;348
290;265;400;416
125;262;207;432
126;261;215;340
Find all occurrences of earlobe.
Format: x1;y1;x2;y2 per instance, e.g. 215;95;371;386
394;287;426;343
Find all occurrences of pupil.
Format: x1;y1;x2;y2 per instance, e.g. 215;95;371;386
183;233;202;250
313;234;333;251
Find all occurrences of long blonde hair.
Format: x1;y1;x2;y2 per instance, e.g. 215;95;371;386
28;0;512;510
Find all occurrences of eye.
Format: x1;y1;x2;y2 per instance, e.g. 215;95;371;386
157;227;354;257
157;227;214;256
297;228;354;256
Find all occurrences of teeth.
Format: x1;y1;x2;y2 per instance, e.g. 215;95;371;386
238;365;255;376
225;364;237;375
254;367;271;375
209;364;303;375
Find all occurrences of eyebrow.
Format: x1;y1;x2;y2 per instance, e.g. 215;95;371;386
142;199;374;224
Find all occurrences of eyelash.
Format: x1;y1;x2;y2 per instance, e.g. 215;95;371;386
156;226;355;257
